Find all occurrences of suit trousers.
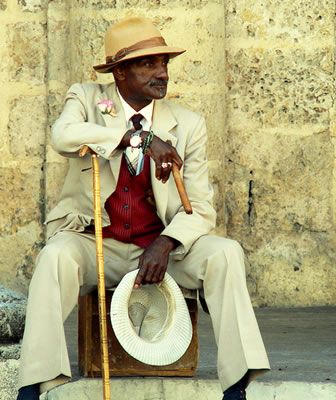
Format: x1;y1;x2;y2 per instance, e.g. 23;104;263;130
18;231;270;392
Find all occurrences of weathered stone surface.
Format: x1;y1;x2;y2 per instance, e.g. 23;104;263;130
117;0;222;7
47;18;70;83
225;0;334;41
0;222;43;293
0;286;26;342
0;160;44;292
47;88;70;127
225;131;334;240
0;0;6;10
8;95;47;157
7;21;47;83
0;359;19;400
72;0;116;8
248;232;336;306
18;0;47;13
0;344;21;360
71;16;111;82
0;166;42;236
226;48;333;128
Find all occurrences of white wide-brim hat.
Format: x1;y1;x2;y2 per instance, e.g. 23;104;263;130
110;270;192;366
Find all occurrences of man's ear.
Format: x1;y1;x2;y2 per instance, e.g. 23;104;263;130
113;64;126;81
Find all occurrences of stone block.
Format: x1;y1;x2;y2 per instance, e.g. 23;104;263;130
0;222;43;293
71;17;111;82
47;88;69;127
0;166;42;236
47;18;70;83
248;232;336;306
225;0;334;41
8;95;47;157
17;0;47;12
7;22;47;83
225;131;334;243
226;48;333;128
0;285;26;342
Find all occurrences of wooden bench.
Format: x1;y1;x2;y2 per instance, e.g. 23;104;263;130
78;287;199;377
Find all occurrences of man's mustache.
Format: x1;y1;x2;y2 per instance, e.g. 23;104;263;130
149;79;168;87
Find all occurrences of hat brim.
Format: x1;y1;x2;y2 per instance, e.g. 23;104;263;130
93;46;186;73
110;270;192;366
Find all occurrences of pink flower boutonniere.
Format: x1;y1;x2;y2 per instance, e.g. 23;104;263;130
97;99;117;117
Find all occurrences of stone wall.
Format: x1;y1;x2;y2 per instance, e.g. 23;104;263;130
224;0;336;306
0;0;335;307
0;0;48;293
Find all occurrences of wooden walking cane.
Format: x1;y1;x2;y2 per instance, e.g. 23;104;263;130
79;145;110;400
171;164;193;214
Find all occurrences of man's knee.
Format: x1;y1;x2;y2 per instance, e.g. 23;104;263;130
33;235;84;281
196;235;244;259
196;235;245;278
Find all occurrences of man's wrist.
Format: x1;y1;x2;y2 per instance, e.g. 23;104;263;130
117;130;132;149
158;235;180;252
141;130;154;153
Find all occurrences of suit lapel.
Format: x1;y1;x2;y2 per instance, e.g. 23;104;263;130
96;83;126;182
151;100;178;225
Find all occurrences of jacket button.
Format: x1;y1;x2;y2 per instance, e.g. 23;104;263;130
124;223;130;229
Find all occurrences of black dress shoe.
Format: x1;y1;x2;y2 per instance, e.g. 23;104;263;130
17;384;40;400
223;388;246;400
223;373;248;400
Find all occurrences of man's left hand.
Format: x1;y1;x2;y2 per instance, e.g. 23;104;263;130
145;135;182;183
134;235;178;288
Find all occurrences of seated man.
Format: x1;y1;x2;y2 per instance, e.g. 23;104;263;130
17;16;270;400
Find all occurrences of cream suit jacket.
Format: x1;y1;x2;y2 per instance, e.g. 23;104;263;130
49;82;216;259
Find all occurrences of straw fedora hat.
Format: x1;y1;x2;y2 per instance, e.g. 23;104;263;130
93;17;186;73
110;270;192;366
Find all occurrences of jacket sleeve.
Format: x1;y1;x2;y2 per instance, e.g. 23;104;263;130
160;115;217;258
51;83;125;159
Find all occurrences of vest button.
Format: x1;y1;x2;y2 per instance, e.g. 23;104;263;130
123;186;129;192
123;204;129;210
124;223;130;229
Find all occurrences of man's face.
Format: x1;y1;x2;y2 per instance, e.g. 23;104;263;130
116;54;170;106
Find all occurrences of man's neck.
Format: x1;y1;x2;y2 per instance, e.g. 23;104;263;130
116;87;154;127
117;87;151;111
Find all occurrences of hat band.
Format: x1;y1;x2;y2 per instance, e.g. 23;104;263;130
106;36;167;64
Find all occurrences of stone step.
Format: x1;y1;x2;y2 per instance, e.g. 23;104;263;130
1;307;334;399
41;378;336;400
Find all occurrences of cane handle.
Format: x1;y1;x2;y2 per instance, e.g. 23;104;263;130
79;145;93;157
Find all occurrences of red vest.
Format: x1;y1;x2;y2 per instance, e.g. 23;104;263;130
102;154;164;248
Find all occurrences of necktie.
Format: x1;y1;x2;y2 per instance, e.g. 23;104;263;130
131;114;143;130
124;114;144;175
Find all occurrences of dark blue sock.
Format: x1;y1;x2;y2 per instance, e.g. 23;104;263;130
17;384;40;400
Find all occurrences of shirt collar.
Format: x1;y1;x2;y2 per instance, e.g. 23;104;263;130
116;88;154;127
